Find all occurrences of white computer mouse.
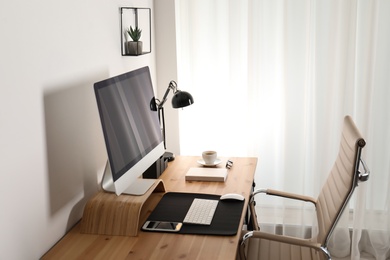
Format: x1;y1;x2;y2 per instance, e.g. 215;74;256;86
220;193;245;201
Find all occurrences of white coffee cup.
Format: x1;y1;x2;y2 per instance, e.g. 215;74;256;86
202;151;217;165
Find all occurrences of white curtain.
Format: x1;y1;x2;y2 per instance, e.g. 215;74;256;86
175;0;390;259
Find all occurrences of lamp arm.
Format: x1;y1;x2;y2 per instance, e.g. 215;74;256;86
157;81;178;109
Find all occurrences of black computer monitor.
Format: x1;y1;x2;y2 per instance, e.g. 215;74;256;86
94;66;165;195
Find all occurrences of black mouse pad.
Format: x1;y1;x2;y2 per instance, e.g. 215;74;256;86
144;192;245;236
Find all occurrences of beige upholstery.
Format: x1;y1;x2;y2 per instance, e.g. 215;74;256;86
240;115;369;260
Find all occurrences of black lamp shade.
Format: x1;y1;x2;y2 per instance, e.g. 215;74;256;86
171;91;194;108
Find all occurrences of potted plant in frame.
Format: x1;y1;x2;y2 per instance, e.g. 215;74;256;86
125;26;143;55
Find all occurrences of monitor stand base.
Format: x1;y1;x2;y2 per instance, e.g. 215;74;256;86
122;178;158;195
101;160;160;196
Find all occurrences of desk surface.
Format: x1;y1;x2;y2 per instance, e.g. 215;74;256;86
42;156;257;260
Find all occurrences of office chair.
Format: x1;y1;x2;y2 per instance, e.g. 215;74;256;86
240;115;370;260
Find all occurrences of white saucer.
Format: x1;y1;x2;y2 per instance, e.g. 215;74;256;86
197;158;222;167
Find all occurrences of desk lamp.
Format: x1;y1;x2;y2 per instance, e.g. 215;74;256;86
156;80;194;161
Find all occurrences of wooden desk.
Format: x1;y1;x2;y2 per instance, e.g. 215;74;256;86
42;156;257;260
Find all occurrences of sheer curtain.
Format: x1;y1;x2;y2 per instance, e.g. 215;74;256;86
175;0;390;259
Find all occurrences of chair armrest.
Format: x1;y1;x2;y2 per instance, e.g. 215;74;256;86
247;189;317;232
241;231;331;260
251;188;317;205
242;230;320;249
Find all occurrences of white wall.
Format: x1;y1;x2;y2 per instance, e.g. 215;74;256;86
154;0;181;156
0;0;159;259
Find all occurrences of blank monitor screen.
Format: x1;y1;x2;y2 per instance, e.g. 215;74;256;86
94;66;164;195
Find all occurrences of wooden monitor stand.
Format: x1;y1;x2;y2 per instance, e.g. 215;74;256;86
80;179;166;237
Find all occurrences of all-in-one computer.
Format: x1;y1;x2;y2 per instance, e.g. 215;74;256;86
94;66;165;195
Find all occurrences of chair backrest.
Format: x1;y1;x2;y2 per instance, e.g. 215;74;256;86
315;115;366;246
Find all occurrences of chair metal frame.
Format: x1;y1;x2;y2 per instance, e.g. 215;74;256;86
240;116;370;260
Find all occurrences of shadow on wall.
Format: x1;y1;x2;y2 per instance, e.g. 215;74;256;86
43;70;109;229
